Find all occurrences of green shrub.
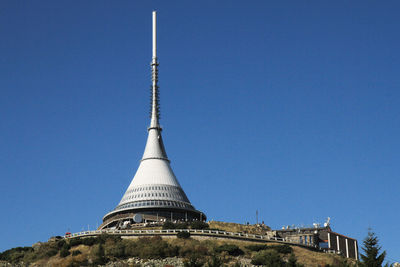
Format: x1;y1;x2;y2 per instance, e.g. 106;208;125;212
0;246;34;263
27;243;59;261
72;250;82;256
123;239;138;257
215;244;244;256
69;238;83;247
190;221;209;230
162;221;176;229
245;244;268;251
91;243;106;265
178;242;208;258
60;247;70;258
45;248;58;257
105;240;126;258
134;236;179;259
176;222;189;229
98;234;121;244
161;221;189;229
81;237;98;246
177;231;191;239
251;249;283;266
57;240;67;249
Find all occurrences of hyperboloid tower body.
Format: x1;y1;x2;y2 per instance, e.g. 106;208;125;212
100;12;206;229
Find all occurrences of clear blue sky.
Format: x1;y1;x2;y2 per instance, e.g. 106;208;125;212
1;0;399;262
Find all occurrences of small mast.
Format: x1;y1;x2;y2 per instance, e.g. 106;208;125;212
150;11;160;129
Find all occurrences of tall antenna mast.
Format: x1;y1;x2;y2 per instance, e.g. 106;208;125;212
100;11;207;229
150;11;160;129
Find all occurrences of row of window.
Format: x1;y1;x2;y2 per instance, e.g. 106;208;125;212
125;185;182;195
116;200;194;211
123;192;183;201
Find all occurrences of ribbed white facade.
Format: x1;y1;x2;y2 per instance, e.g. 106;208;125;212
112;127;195;213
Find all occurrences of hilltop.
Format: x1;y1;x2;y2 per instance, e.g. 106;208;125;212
0;221;355;267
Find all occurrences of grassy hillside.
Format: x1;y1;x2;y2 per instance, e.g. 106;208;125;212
0;222;356;267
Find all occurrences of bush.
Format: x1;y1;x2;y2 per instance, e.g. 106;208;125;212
45;248;58;257
215;244;244;256
59;242;72;258
57;240;67;249
178;242;209;258
177;231;191;239
245;244;269;251
98;234;121;244
105;240;126;258
60;247;70;258
135;236;179;259
91;243;106;265
72;250;82;256
81;237;98;246
162;221;176;229
69;238;83;247
190;221;209;230
123;239;138;257
175;222;189;229
0;247;34;263
251;249;283;266
162;221;191;229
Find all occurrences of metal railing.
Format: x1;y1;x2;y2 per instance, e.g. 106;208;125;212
64;228;318;249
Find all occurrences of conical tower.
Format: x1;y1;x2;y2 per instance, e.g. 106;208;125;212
100;12;206;229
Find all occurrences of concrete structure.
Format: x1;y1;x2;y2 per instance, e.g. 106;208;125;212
275;225;358;260
100;11;205;229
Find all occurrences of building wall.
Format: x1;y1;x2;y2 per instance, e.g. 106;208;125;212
275;227;358;260
328;232;358;260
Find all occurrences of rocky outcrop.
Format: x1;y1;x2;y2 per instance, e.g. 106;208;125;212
100;257;184;267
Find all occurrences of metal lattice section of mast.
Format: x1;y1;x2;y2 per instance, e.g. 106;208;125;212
150;11;160;129
150;60;160;125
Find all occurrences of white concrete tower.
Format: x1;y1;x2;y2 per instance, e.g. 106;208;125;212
100;11;205;229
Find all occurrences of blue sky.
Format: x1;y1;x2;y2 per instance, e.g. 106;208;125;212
1;0;399;262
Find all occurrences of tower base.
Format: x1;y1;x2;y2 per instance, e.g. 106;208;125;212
99;208;206;230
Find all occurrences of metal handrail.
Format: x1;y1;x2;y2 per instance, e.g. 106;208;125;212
63;228;318;249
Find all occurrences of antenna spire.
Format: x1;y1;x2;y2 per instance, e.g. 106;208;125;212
150;11;160;129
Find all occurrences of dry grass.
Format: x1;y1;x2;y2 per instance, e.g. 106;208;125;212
208;220;271;235
31;244;92;267
169;237;354;267
292;246;356;267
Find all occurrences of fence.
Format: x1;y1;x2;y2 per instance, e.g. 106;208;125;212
64;228;318;249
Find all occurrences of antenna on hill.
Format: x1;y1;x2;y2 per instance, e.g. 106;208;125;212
324;217;331;227
256;210;258;225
